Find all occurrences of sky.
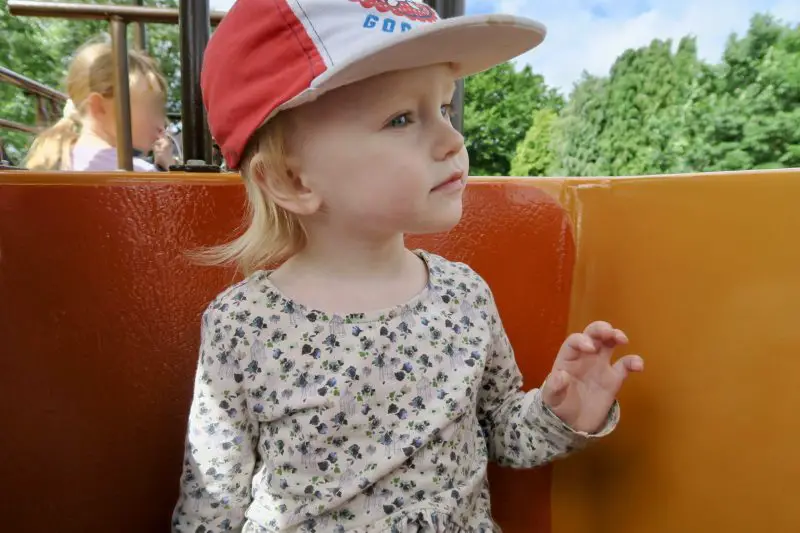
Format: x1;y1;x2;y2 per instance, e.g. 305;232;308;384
208;0;800;96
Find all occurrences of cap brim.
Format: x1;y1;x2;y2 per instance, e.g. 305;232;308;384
276;13;546;113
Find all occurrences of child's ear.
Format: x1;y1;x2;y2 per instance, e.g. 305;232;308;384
253;158;322;217
85;92;109;119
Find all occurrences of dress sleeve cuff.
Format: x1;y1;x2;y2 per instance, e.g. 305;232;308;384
526;388;621;448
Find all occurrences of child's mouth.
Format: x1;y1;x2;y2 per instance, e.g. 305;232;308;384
431;171;465;193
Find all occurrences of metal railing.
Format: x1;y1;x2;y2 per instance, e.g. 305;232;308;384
8;1;225;24
178;0;212;166
0;66;67;102
0;66;67;128
132;0;146;51
0;118;41;135
7;0;465;171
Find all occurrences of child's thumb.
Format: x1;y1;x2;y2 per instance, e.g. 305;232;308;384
542;370;570;407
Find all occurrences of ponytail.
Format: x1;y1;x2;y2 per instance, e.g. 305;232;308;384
24;105;81;171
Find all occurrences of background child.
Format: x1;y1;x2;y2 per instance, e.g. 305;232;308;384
24;38;174;172
173;1;644;532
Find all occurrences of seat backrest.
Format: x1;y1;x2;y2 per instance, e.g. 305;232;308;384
0;173;575;533
549;169;800;533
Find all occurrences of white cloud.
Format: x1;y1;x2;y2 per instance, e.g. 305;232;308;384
209;0;800;95
210;0;236;9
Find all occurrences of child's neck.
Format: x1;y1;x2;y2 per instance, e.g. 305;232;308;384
76;122;115;149
269;232;429;315
293;232;408;279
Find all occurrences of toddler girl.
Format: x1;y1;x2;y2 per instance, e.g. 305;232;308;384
172;1;643;532
24;38;173;171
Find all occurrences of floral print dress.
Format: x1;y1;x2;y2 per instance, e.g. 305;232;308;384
172;250;618;533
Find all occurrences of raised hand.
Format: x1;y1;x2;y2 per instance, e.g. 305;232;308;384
542;321;644;434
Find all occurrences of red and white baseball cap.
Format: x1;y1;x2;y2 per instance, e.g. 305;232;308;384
201;0;547;169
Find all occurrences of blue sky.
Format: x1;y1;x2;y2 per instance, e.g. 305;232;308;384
209;0;800;96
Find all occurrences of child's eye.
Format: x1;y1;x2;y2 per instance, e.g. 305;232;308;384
440;104;452;118
387;113;411;128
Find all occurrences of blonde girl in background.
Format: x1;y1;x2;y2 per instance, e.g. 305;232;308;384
25;38;175;172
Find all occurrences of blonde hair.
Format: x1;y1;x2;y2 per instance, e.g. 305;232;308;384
192;113;306;276
25;38;167;170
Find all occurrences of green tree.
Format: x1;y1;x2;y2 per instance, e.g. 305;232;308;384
547;14;799;177
509;107;556;176
686;14;800;170
464;62;562;176
549;37;704;177
547;73;609;177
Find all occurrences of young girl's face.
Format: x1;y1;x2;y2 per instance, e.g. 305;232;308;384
128;73;166;154
289;63;469;239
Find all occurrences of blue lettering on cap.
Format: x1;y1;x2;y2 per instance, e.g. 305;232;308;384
363;14;378;28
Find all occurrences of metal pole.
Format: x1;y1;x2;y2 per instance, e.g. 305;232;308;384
8;1;226;25
0;66;68;102
110;16;134;171
425;0;465;132
179;0;212;163
35;95;47;126
0;118;41;134
430;0;465;18
50;99;61;123
132;0;146;51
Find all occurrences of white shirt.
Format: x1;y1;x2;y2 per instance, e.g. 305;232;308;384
70;139;156;172
172;251;618;532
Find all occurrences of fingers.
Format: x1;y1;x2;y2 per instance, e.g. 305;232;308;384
612;354;645;377
565;332;597;353
564;327;626;354
562;322;632;363
584;321;628;346
155;138;169;151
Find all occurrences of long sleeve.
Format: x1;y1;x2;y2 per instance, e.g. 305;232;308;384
172;305;260;533
476;290;619;469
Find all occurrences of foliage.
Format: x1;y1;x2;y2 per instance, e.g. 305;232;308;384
543;13;800;176
464;62;563;176
471;13;799;177
547;37;706;176
509;107;556;176
685;14;800;171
